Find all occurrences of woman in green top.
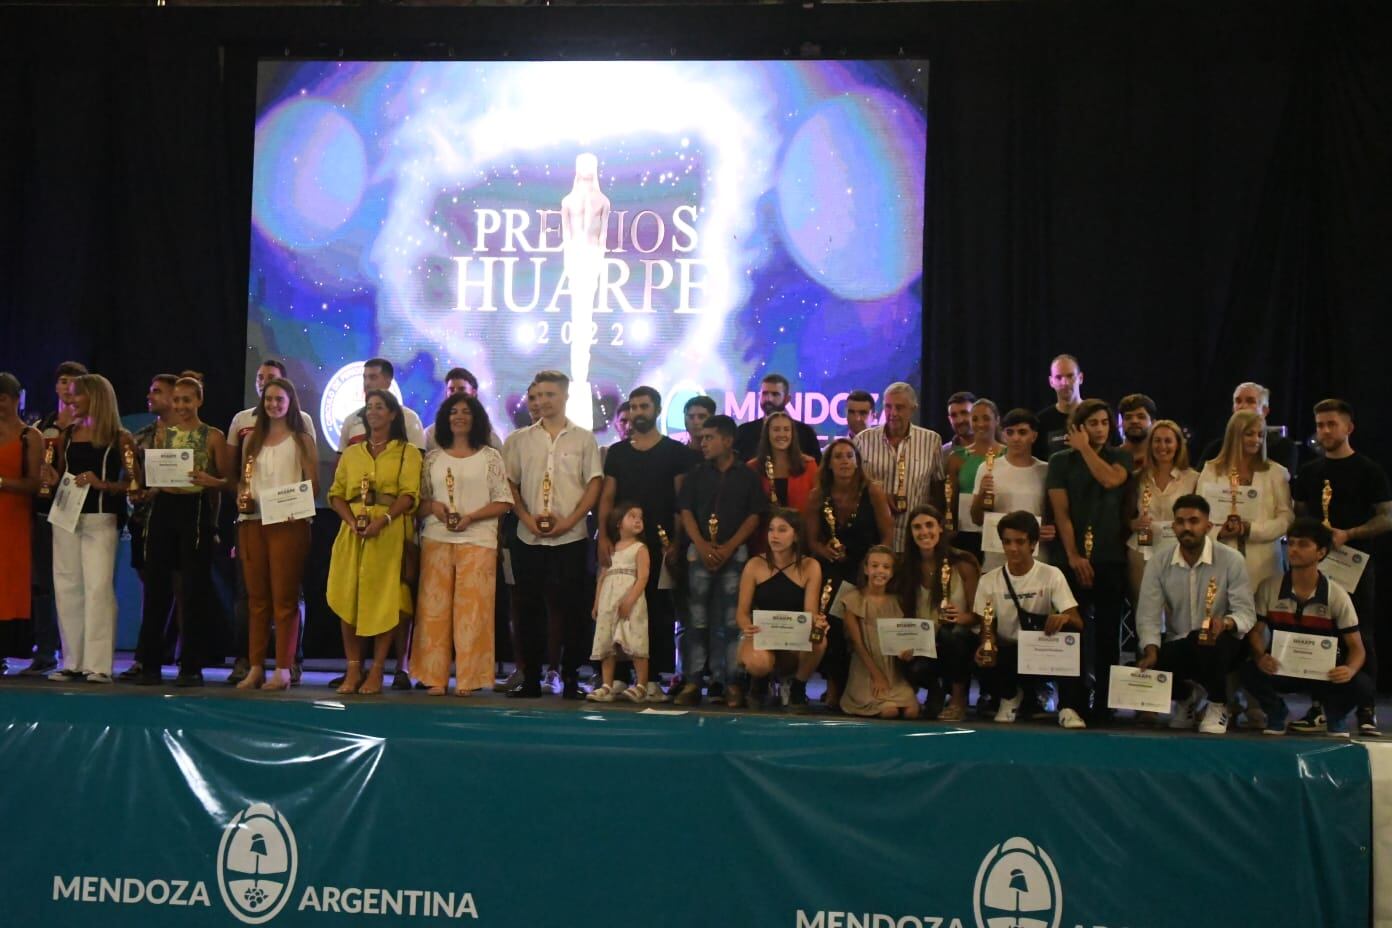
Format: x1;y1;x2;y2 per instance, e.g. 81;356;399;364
945;399;1005;563
135;373;230;687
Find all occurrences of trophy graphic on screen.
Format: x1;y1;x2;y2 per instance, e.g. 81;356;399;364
560;152;610;431
1137;482;1154;547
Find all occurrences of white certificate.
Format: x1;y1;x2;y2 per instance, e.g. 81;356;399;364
1201;481;1261;521
1271;629;1339;682
1016;630;1081;677
144;448;195;488
657;559;674;591
1319;545;1370;593
877;618;937;659
982;511;1041;555
46;473;90;535
1106;666;1174;713
259;481;316;526
752;610;813;652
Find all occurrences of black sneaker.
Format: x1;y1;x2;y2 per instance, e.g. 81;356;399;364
174;671;205;688
227;659;250;685
1358;707;1380;737
561;676;583;700
707;680;724;701
118;662;145;681
391;669;411;691
747;676;770;709
506;679;542;699
328;673;346;688
19;656;59;677
787;678;809;708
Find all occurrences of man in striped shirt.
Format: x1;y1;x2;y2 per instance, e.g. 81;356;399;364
853;382;943;551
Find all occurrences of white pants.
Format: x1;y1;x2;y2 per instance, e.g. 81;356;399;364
52;513;119;675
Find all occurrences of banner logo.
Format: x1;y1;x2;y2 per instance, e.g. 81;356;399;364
972;836;1062;928
217;803;299;925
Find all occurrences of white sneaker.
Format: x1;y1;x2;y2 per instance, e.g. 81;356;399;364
645;681;666;702
1168;684;1205;730
542;670;562;694
1199;703;1229;735
1058;708;1087;730
994;691;1024;723
85;672;113;684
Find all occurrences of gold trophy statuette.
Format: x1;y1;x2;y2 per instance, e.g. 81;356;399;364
237;454;256;514
707;512;720;543
123;445;139;493
939;557;953;613
811;579;831;644
823;498;845;558
1083;525;1095;561
444;468;462;531
1321;479;1333;528
656;524;671;550
980;448;997;509
38;444;54;498
355;474;372;533
943;477;957;532
893;454;908;513
1198;576;1220;645
1137;482;1154;546
979;601;998;668
1227;467;1241;520
764;457;779;504
535;471;556;534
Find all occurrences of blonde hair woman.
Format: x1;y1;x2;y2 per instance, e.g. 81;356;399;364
1125;419;1199;598
1199;410;1293;593
39;374;139;683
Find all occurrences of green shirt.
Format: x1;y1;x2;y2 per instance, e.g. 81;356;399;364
1045;445;1131;564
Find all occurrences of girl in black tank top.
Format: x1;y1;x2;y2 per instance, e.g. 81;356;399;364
734;508;830;710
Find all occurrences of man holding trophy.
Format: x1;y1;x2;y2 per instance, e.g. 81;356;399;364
503;370;602;699
1135;495;1256;735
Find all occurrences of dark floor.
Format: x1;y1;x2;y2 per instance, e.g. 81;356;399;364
3;652;1386;741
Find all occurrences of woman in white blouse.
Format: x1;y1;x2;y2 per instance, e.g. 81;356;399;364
411;394;513;695
1125;419;1199;600
1199;410;1293;594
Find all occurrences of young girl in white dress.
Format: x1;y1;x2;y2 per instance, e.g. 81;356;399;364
587;501;651;702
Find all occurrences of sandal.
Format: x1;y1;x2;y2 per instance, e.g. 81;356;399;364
261;669;291;691
937;703;966;722
587;684;615;702
622;684;647;703
358;669;384;696
336;661;363;695
427;685;446;696
236;668;264;691
453;687;471;697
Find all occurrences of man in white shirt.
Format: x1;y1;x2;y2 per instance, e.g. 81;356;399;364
853;381;943;550
1135;494;1256;734
503;370;603;699
339;358;427;449
223;359;317;685
973;511;1087;729
971;408;1054;573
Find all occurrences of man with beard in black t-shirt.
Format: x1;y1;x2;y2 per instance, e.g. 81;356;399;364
1293;398;1392;736
598;386;701;700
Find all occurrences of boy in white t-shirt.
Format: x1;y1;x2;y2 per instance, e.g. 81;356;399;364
973;510;1086;729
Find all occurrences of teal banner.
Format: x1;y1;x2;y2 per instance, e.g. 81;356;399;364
0;691;1370;927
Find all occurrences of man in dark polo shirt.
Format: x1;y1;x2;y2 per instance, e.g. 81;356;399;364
732;373;822;464
674;415;768;706
1046;398;1132;721
598;386;700;700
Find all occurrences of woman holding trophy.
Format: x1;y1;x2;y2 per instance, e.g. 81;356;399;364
411;394;512;696
233;378;318;691
326;389;421;695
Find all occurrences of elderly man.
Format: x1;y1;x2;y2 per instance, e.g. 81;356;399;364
853;382;944;551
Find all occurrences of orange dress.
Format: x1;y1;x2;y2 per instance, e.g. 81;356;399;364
0;436;32;620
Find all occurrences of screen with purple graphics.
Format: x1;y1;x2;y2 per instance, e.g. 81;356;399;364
249;60;927;448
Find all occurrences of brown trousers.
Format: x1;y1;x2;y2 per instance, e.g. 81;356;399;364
239;520;311;670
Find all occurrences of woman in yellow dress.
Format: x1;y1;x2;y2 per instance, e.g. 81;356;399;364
327;389;422;695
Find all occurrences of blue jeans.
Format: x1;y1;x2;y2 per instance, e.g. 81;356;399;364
684;546;747;685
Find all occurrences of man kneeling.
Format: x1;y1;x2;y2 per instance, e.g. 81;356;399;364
973;511;1088;729
1135;494;1256;734
1240;517;1373;736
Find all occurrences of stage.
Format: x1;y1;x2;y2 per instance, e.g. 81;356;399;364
0;673;1376;928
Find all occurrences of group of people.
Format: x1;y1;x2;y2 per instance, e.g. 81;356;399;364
0;353;1386;737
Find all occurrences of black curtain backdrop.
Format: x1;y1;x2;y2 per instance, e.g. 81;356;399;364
2;0;1390;676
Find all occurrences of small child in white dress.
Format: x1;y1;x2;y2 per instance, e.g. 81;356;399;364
588;501;651;703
